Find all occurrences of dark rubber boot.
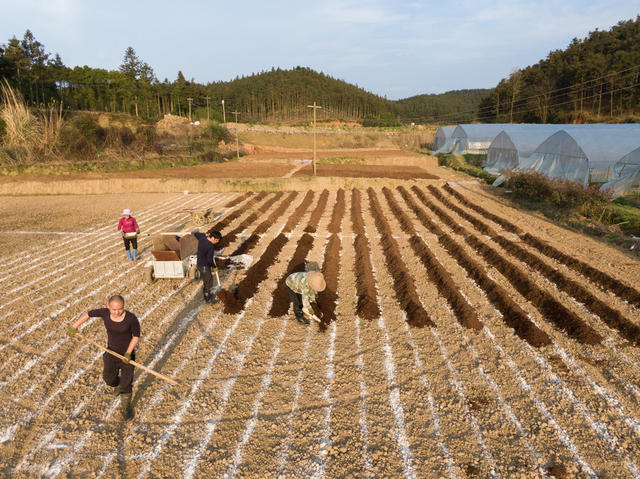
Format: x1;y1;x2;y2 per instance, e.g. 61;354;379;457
120;393;134;421
296;315;310;325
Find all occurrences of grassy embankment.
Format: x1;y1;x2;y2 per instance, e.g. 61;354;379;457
504;171;640;255
0;82;236;176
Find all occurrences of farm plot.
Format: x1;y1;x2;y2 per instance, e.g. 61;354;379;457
1;184;640;478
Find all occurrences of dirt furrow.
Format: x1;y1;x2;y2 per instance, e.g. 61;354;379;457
351;189;380;320
316;234;341;329
268;233;315;317
522;232;640;308
211;191;268;232
231;191;298;256
443;183;522;234
399;186;551;347
328;189;345;235
381;187;482;330
304;189;329;233
443;184;640;308
366;188;432;328
219;191;316;313
217;192;283;249
425;186;602;346
223;191;253;208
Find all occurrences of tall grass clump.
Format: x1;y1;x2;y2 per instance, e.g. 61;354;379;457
0;80;63;163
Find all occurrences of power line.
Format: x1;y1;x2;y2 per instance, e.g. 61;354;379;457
404;63;640;123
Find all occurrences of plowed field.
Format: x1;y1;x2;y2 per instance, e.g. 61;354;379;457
2;183;640;478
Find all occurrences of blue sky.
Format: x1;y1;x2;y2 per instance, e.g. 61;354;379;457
1;0;639;99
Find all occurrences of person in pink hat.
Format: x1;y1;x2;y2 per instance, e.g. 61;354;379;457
117;208;140;260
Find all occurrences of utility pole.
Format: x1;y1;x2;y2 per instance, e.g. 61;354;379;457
221;99;226;124
187;97;193;120
232;110;240;160
307;102;322;176
204;96;210;122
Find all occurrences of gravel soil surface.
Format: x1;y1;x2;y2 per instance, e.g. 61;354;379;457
1;183;640;478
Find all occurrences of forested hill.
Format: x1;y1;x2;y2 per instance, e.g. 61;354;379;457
0;31;489;124
397;89;492;123
204;67;393;123
479;16;640;123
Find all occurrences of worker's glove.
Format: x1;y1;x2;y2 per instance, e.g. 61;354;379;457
67;326;78;337
123;353;132;364
211;267;218;273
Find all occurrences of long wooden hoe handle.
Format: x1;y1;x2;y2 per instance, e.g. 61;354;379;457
74;331;179;386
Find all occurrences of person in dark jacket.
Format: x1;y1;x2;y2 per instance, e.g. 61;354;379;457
67;294;140;420
192;230;222;303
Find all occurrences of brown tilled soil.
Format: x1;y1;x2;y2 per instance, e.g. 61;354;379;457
294;163;439;179
2;184;640;478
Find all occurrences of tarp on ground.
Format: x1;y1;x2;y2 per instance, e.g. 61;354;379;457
432;126;456;151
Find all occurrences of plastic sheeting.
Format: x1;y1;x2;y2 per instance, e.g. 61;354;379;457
435;124;512;155
433;126;456;151
484;125;572;174
600;145;640;198
523;125;640;185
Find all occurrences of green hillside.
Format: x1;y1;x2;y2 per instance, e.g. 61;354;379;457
0;31;491;124
396;89;492;123
479;16;640;123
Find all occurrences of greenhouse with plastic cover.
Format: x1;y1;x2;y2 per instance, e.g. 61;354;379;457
435;124;512;155
432;126;456;151
515;125;640;187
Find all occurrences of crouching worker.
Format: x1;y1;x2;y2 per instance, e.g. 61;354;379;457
285;271;326;324
193;229;222;304
67;294;140;420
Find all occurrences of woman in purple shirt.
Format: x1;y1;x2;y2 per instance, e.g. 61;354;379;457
68;294;140;420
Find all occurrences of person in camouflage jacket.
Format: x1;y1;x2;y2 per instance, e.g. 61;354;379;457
285;271;326;324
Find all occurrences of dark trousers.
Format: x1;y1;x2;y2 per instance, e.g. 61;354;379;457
103;350;135;394
123;237;138;251
286;285;304;319
198;265;214;298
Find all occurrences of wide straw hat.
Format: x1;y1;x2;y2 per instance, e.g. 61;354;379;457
307;271;326;292
122;208;132;216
